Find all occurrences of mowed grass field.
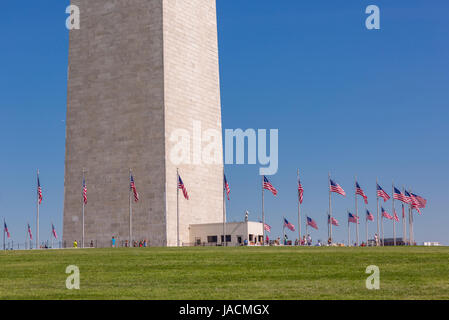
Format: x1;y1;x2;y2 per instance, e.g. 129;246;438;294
0;246;448;300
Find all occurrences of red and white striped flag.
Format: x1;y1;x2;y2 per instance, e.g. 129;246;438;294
297;176;304;204
411;192;427;208
328;215;339;226
178;175;189;200
356;182;368;204
263;176;278;196
263;223;271;233
224;174;230;200
330;179;346;196
393;187;410;204
376;184;390;202
82;177;87;205
366;209;374;221
348;213;359;224
283;218;296;232
381;207;393;220
37;174;43;205
130;174;139;202
406;190;421;214
393;209;399;222
52;224;58;239
27;223;33;240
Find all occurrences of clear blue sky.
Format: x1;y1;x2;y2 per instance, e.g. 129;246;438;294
0;1;448;246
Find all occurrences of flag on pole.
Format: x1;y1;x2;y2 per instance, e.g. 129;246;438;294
393;209;399;222
27;223;33;240
130;174;139;202
37;175;43;204
297;176;304;204
178;175;189;200
263;176;278;196
306;217;318;230
82;178;88;204
406;190;421;214
4;222;10;238
52;224;58;239
376;184;390;202
283;218;296;232
381;207;393;220
356;182;368;204
410;192;427;208
366;209;374;221
224;174;230;200
263;222;271;233
330;179;346;196
348;213;359;224
328;215;339;226
393;187;410;203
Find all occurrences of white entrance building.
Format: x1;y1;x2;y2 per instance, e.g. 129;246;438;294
189;221;264;246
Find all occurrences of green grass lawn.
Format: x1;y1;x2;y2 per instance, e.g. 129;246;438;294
0;246;448;300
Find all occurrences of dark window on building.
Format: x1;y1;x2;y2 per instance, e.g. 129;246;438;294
249;234;254;241
207;235;218;243
221;235;232;242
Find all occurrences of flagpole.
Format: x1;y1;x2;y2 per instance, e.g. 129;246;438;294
305;216;308;244
409;188;414;246
328;172;332;243
36;169;40;249
347;211;350;246
223;170;226;246
376;177;379;246
262;175;265;246
3;218;5;251
402;187;407;245
282;218;285;246
392;182;396;246
297;169;301;246
355;176;359;246
82;168;85;249
51;222;53;249
381;214;384;247
177;168;180;247
129;169;132;246
366;211;368;245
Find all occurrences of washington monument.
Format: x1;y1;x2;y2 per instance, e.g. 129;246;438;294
63;0;223;247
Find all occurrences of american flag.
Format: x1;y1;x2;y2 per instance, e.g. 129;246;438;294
4;221;10;238
130;174;139;202
348;213;359;224
376;184;390;202
224;174;230;201
263;222;271;233
328;215;339;226
297;176;304;204
411;192;427;208
366;209;374;221
393;187;409;204
82;177;87;205
283;218;296;232
393;210;399;222
355;182;368;204
52;224;58;239
27;223;33;240
307;216;318;230
381;207;393;220
178;175;189;200
37;174;43;205
330;179;346;196
405;190;421;214
263;176;278;196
